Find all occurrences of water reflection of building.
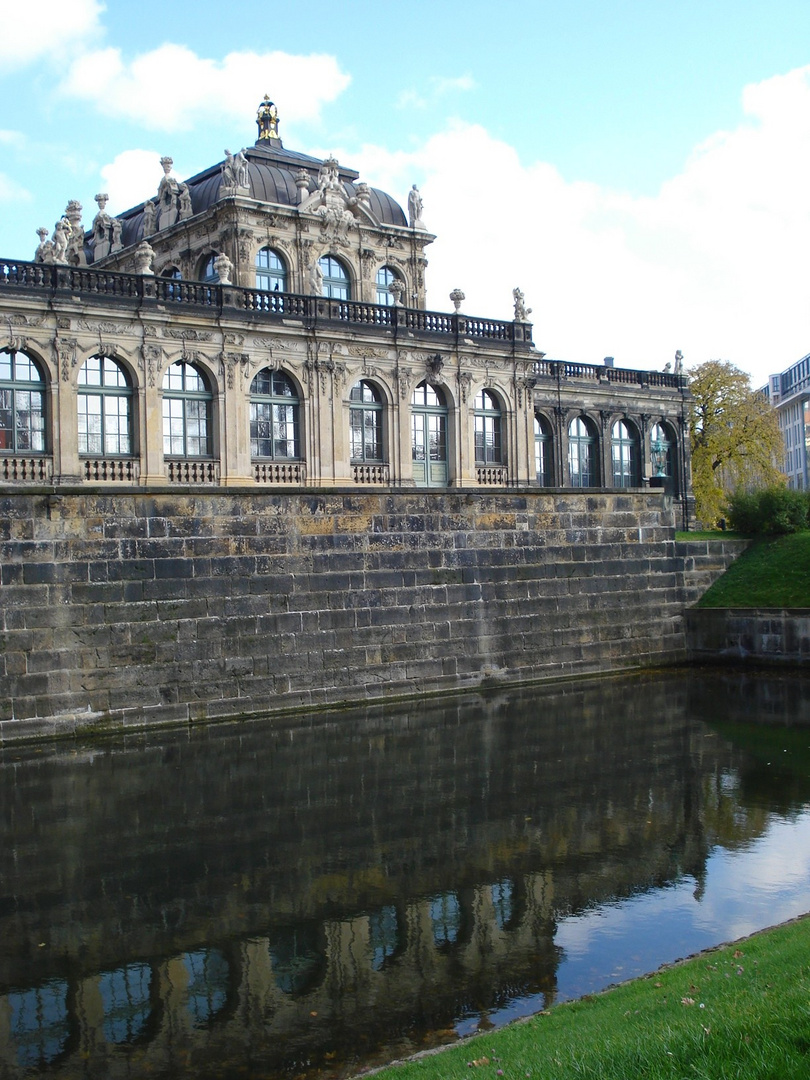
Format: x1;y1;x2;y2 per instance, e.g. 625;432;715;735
0;674;790;1078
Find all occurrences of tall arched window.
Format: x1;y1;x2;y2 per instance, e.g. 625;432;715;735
375;266;399;306
162;361;212;457
568;416;598;487
611;419;639;487
319;255;350;299
0;348;46;453
650;421;676;486
350;380;384;462
474;389;502;464
199;255;218;283
534;414;553;486
78;356;133;457
256;247;287;292
411;382;448;486
250;370;300;459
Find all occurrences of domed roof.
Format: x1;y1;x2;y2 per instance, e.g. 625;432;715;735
115;103;408;250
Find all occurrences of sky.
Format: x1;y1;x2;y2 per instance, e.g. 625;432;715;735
3;0;810;386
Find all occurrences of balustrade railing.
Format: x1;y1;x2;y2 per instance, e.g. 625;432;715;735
0;455;53;482
166;459;220;485
476;465;509;486
532;359;684;390
253;461;306;485
352;462;390;484
82;458;140;482
0;258;530;344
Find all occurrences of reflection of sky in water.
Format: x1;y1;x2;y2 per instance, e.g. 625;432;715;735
552;810;810;1003
462;810;810;1034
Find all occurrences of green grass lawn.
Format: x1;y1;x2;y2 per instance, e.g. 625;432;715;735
371;916;810;1080
696;532;810;608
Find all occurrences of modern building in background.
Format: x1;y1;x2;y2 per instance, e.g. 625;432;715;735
764;354;810;488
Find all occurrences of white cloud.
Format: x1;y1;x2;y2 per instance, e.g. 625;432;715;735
60;45;351;133
100;149;165;214
0;173;32;203
397;73;476;110
345;65;810;385
0;0;103;70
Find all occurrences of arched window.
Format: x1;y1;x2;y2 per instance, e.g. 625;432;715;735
160;266;182;299
411;382;448;486
474;389;502;464
162;362;212;457
256;247;287;292
534;414;553;486
250;370;300;459
199;255;218;283
375;266;399;306
78;356;133;457
650;421;676;486
0;348;46;453
319;254;350;299
350;380;384;462
611;419;639;487
568;416;598;487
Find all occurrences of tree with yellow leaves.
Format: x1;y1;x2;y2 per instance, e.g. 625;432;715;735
688;360;783;527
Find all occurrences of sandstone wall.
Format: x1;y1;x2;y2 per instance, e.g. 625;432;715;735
0;490;741;741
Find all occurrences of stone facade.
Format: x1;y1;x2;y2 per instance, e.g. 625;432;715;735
0;101;707;737
3;98;692;516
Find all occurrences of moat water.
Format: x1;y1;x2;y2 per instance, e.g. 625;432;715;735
1;669;810;1079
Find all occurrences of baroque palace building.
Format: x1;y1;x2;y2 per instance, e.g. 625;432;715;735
0;97;691;516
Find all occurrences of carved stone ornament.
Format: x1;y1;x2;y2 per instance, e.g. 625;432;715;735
514;374;537;409
457;371;472;403
449;289;465;313
56;337;77;383
144;344;164;388
397;368;413;400
224;352;250;390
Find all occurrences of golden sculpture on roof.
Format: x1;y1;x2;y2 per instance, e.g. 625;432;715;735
257;95;280;141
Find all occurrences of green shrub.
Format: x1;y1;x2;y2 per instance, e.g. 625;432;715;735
726;485;809;535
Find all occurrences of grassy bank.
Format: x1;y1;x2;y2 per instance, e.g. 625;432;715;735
695;532;810;608
370;916;810;1080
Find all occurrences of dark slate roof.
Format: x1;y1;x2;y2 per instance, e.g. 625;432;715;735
115;137;407;250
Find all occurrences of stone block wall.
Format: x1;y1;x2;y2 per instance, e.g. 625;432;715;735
686;608;810;663
0;489;739;741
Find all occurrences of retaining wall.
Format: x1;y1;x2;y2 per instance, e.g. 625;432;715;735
686;608;810;664
0;489;744;741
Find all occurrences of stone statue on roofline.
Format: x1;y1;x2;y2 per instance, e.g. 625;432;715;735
52;216;71;263
64;201;86;266
34;227;54;264
157;156;180;230
142;199;157;237
408;184;425;229
513;287;532;322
